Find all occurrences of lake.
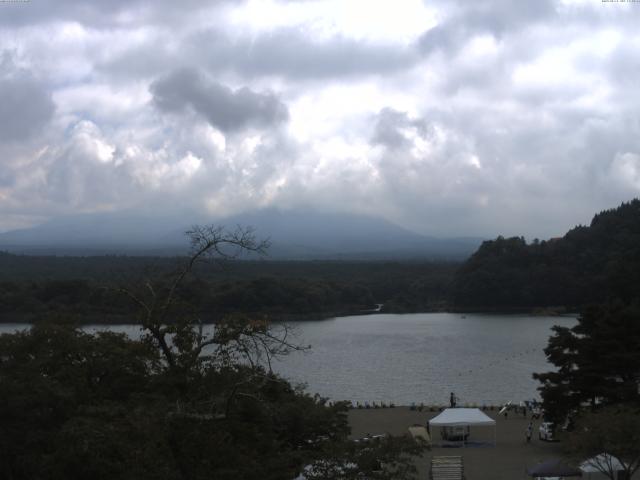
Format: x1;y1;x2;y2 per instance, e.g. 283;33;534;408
0;312;575;406
272;313;576;406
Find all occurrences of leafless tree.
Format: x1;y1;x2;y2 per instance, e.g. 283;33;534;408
118;225;306;374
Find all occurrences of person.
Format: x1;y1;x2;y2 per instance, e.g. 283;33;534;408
450;392;456;408
526;422;533;443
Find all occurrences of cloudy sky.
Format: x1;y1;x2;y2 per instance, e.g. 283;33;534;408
1;0;639;238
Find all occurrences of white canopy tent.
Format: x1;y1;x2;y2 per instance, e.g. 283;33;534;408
580;453;627;479
428;408;496;447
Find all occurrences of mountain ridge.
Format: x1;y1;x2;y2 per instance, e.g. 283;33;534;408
0;208;483;260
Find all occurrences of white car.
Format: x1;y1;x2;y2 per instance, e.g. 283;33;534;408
538;422;554;441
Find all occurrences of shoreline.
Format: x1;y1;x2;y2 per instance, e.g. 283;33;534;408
0;308;578;325
348;407;564;480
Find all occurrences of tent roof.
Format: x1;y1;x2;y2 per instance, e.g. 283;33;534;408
428;408;496;427
580;453;626;473
527;459;582;477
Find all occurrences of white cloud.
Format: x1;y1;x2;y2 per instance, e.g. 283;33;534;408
608;152;640;191
1;0;640;237
229;0;437;44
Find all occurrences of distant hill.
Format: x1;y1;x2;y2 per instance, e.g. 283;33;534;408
0;213;187;255
451;199;640;310
0;208;482;260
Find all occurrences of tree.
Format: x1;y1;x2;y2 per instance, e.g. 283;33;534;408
0;225;428;479
534;302;640;424
116;224;428;479
562;406;640;480
452;199;640;310
0;322;165;480
117;225;273;373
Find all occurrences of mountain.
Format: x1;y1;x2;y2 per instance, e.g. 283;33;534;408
0;208;483;260
0;212;196;256
451;199;640;310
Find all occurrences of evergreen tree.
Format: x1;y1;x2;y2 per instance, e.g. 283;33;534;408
534;302;640;423
452;198;640;309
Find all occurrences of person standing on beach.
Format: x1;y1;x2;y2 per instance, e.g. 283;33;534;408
525;422;532;443
450;392;456;408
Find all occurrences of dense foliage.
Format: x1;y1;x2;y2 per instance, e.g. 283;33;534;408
0;276;375;322
0;255;457;322
0;322;425;480
523;202;640;477
0;226;427;479
561;406;640;480
452;199;640;310
533;302;640;424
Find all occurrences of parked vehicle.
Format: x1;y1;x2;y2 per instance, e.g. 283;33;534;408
538;422;554;441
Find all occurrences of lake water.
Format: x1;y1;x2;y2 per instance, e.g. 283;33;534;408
272;313;576;406
0;313;575;406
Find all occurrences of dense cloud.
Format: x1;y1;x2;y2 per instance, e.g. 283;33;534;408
193;28;418;80
150;69;289;132
0;54;54;142
419;0;557;55
0;0;229;27
99;28;418;82
0;0;639;237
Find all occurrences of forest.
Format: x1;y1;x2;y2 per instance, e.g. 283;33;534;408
451;199;640;311
2;202;640;478
0;227;427;479
2;199;640;323
0;254;456;323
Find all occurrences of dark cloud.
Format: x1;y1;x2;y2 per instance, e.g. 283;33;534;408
194;28;418;79
150;68;288;132
372;108;434;149
100;28;418;82
457;0;557;36
607;45;640;89
0;0;236;27
0;0;135;27
0;54;55;142
419;0;557;55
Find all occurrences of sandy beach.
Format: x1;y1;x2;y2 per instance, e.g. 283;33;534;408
348;407;565;480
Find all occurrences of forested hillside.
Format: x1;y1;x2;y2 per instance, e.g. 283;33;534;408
6;199;639;319
0;255;456;322
451;199;640;310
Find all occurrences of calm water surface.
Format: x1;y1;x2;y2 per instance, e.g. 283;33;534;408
0;313;575;406
271;313;576;405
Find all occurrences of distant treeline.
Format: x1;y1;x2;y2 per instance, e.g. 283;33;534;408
451;199;640;310
5;199;638;320
0;255;458;322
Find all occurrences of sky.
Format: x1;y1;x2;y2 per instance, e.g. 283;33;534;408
0;0;639;238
